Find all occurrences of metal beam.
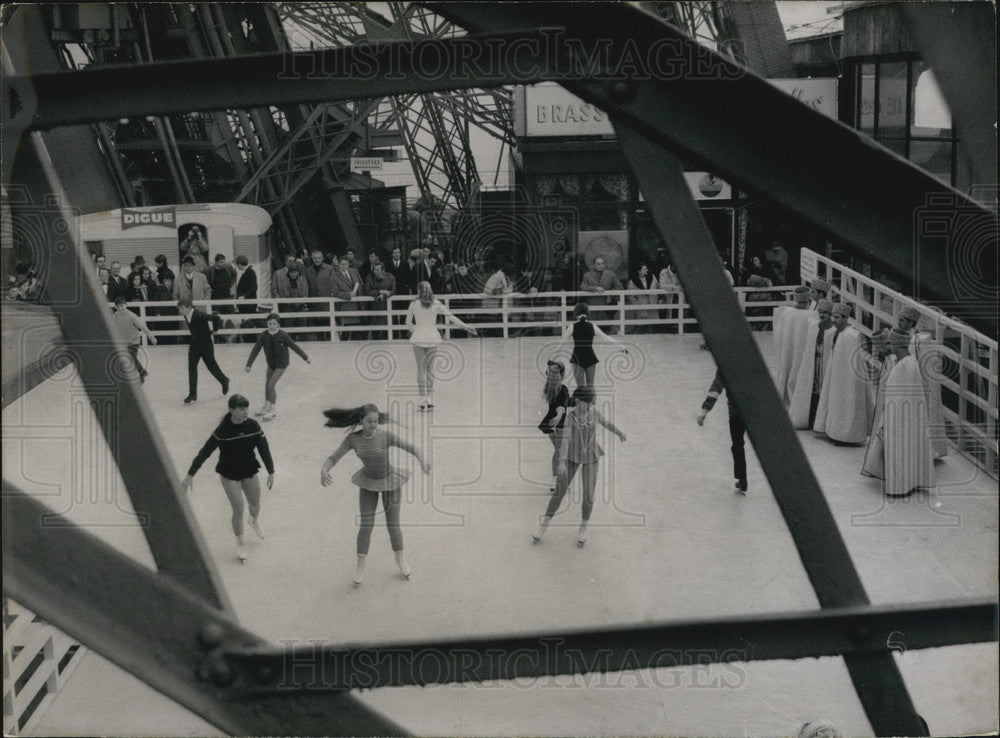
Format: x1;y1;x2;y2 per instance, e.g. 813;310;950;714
617;125;926;736
220;598;996;691
425;1;997;333
5;485;993;700
1;486;409;737
900;2;997;191
10;25;995;328
2;37;234;610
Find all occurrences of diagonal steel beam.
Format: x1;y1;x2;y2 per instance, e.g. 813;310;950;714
617;126;927;736
900;2;997;191
425;1;997;333
2;118;234;613
11;24;995;331
1;486;409;737
6;484;994;705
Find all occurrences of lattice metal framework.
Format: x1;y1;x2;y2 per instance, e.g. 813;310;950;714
276;1;515;219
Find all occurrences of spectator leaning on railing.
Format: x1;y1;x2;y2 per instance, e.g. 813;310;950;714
627;262;659;334
330;253;364;341
363;261;396;340
580;256;623;332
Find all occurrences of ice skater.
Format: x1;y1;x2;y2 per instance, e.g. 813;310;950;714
538;359;570;488
406;281;477;410
696;367;748;493
320;404;431;587
110;294;157;383
557;302;625;390
183;394;274;563
177;298;229;405
244;313;311;421
532;386;626;547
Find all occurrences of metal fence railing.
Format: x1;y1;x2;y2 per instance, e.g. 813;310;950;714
804;248;998;478
110;286;794;342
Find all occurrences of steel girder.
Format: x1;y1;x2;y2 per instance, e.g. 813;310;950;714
5;486;996;733
11;17;995;332
277;2;514;216
3;4;997;736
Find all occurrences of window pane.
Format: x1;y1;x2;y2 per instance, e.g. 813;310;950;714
876;137;907;158
877;61;908;137
858;63;875;133
910;139;953;185
911;63;952;136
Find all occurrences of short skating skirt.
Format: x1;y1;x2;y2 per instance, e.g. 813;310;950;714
351;465;410;492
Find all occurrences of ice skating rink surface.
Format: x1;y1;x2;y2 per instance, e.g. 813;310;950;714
4;333;997;736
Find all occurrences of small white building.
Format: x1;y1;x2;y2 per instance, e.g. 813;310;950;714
77;203;272;295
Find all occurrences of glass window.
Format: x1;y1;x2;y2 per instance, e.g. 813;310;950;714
911;63;952;136
858;63;875;134
877;61;908;138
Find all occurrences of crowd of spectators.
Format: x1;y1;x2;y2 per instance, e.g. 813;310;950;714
90;239;792;342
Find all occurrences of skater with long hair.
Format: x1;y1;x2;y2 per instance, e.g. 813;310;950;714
406;281;477;410
538;359;570;487
320;404;431;586
532;386;626;547
183;394;274;563
557;302;626;390
244;313;311;421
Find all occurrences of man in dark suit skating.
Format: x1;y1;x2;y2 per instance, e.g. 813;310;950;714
178;298;230;404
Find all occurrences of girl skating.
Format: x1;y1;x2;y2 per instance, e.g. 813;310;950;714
244;313;311;421
406;281;477;410
183;394;275;563
532;386;626;547
320;404;431;586
558;302;625;390
539;359;570;490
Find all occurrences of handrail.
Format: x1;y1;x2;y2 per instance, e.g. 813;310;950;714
805;248;998;477
108;286;795;341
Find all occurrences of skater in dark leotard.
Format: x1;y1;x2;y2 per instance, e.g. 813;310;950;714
558;302;623;390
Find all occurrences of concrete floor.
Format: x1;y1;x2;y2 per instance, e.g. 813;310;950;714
4;333;997;737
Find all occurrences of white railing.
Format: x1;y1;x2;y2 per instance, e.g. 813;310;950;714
2;599;82;735
805;248;998;478
112;287;794;342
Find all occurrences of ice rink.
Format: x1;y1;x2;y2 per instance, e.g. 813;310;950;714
4;332;997;737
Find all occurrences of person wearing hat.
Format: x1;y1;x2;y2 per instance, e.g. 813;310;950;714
813;303;874;445
862;328;946;495
868;304;921;356
773;286;815;405
789;298;835;428
171;255;212;303
808;279;830;310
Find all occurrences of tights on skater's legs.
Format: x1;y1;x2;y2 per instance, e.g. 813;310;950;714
321;404;430;586
406;282;477;410
533;386;625;545
245;315;310;419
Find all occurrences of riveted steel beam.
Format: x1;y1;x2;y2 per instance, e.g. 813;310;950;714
1;486;409;737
